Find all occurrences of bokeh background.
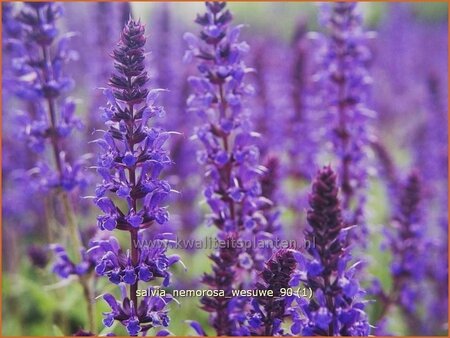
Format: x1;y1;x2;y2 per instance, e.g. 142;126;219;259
2;1;448;336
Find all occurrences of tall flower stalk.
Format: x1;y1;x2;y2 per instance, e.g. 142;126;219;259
7;2;94;332
373;170;428;333
185;2;276;334
90;18;180;336
290;166;370;335
317;2;375;246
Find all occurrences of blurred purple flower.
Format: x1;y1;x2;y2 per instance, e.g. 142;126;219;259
7;2;87;192
315;2;375;246
27;244;49;269
150;2;202;240
374;170;430;333
50;244;92;278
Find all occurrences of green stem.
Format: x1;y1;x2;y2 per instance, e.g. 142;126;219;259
61;192;83;261
61;192;96;333
80;275;96;333
34;6;95;333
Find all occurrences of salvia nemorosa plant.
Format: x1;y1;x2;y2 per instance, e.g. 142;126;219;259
7;2;96;332
88;18;180;336
9;2;86;193
185;1;278;334
2;2;43;272
2;2;449;337
373;171;428;334
290;166;370;335
316;2;375;246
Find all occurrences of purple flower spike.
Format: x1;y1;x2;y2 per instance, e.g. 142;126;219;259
374;170;430;333
94;17;173;233
185;2;281;334
316;2;375;246
290;166;370;336
91;17;178;335
8;2;87;192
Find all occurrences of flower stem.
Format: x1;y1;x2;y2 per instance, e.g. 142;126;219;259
62;192;96;333
61;192;83;261
80;275;96;333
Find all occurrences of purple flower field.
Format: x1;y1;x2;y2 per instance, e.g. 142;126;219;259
1;1;448;336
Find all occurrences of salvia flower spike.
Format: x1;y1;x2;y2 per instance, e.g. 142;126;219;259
318;2;375;246
374;170;429;333
185;2;280;334
8;2;97;332
91;18;179;335
11;2;86;193
290;166;370;335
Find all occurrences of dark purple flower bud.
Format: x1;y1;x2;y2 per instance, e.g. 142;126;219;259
290;166;370;335
72;329;94;336
27;244;49;269
246;249;297;335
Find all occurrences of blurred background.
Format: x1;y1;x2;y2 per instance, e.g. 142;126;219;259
2;1;448;336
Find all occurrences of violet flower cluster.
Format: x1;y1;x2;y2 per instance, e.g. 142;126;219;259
2;2;448;337
290;166;370;336
316;2;375;245
373;171;428;333
2;2;45;245
185;0;274;268
5;3;98;333
8;2;87;193
90;18;179;336
7;1;92;279
185;2;279;334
